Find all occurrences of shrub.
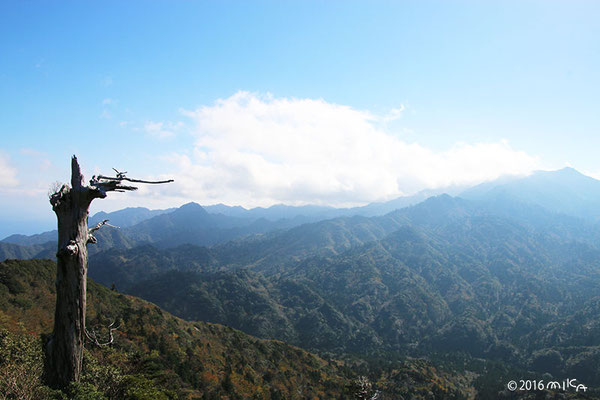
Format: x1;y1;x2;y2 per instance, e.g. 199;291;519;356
0;329;57;400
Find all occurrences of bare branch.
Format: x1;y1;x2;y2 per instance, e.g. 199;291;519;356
112;168;127;178
87;219;120;244
89;177;138;195
85;320;120;347
88;169;172;200
96;175;174;184
89;219;120;234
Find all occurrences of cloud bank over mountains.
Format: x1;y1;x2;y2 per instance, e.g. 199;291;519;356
0;91;543;230
161;92;540;208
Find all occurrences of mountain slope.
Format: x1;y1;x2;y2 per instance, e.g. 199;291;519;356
202;186;463;220
0;259;348;398
3;202;356;258
0;241;54;261
0;258;481;399
89;206;175;228
461;167;600;221
1;230;56;246
88;195;600;390
6;167;600;258
1;207;174;246
2;187;458;256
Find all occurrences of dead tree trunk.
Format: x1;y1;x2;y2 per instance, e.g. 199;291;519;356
45;157;92;387
45;156;172;389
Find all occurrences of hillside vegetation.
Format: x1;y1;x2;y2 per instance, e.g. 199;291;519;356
88;196;600;394
0;258;477;399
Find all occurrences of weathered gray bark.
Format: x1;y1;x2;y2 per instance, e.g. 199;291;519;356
45;156;93;387
45;156;171;389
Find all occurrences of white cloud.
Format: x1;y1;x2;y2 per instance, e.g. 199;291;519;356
144;121;183;139
0;152;19;189
381;105;405;122
102;98;114;105
167;91;539;208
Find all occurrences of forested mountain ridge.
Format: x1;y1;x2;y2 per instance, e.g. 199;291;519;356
0;207;173;248
0;241;53;260
0;258;482;399
1;202;361;260
5;167;600;262
87;194;600;392
89;206;176;228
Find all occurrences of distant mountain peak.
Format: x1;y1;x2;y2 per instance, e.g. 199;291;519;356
557;166;578;173
524;167;600;187
179;202;206;211
460;166;600;220
420;193;459;207
172;202;210;219
534;166;596;178
428;193;453;201
534;166;582;177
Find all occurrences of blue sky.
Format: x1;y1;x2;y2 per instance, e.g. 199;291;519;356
1;0;599;237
